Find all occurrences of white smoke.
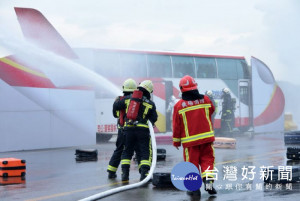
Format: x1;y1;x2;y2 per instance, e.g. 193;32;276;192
255;0;300;129
255;0;300;83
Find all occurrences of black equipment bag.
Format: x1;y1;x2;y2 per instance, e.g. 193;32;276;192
152;172;173;187
284;131;300;145
287;159;300;166
157;148;166;160
75;149;98;161
286;147;300;160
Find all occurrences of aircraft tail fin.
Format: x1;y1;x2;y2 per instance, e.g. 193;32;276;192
14;7;78;59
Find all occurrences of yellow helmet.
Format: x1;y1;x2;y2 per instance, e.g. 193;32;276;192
139;80;153;93
122;78;137;92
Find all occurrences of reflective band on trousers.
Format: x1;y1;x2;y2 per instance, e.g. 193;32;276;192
107;165;117;172
184;148;189;162
138;139;152;169
202;171;215;179
121;159;131;165
140;160;151;166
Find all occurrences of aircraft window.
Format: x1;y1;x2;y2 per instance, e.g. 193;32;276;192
172;56;195;78
147;55;172;78
195;57;217;78
216;58;238;80
120;53;147;77
240;86;249;105
94;51;121;77
237;59;250;79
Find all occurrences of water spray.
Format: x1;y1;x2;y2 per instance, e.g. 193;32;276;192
0;35;123;133
0;35;122;97
78;121;157;201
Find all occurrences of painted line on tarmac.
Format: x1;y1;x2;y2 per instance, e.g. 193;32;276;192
215;149;285;165
25;181;131;201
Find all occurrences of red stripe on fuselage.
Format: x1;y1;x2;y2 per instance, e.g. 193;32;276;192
254;85;285;126
0;56;56;88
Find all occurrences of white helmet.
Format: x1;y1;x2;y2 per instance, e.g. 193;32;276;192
223;88;230;94
170;95;176;102
139;80;153;93
206;90;213;96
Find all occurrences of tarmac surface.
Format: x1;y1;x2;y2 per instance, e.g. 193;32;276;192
0;132;299;201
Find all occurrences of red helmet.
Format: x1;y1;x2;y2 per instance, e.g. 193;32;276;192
179;75;198;92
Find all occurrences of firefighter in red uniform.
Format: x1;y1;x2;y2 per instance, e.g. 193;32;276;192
107;78;137;179
172;75;217;196
113;80;157;182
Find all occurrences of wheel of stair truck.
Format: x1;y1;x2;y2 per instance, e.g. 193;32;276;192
284;130;300;145
213;137;236;149
152;172;173;188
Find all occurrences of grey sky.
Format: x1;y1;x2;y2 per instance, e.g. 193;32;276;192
0;0;299;85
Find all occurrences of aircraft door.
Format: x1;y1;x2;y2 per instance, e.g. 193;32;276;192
238;80;250;130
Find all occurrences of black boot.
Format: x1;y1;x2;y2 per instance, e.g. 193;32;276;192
203;178;217;195
121;168;129;181
140;167;149;181
107;170;117;179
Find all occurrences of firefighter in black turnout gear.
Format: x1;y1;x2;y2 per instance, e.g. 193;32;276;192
113;80;158;182
107;79;137;179
205;90;216;127
220;88;235;133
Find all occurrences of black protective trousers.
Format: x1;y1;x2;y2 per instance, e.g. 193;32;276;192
221;111;235;132
107;128;124;172
121;127;151;171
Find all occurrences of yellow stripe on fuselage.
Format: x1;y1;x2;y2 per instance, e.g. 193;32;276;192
0;57;47;78
155;110;166;132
